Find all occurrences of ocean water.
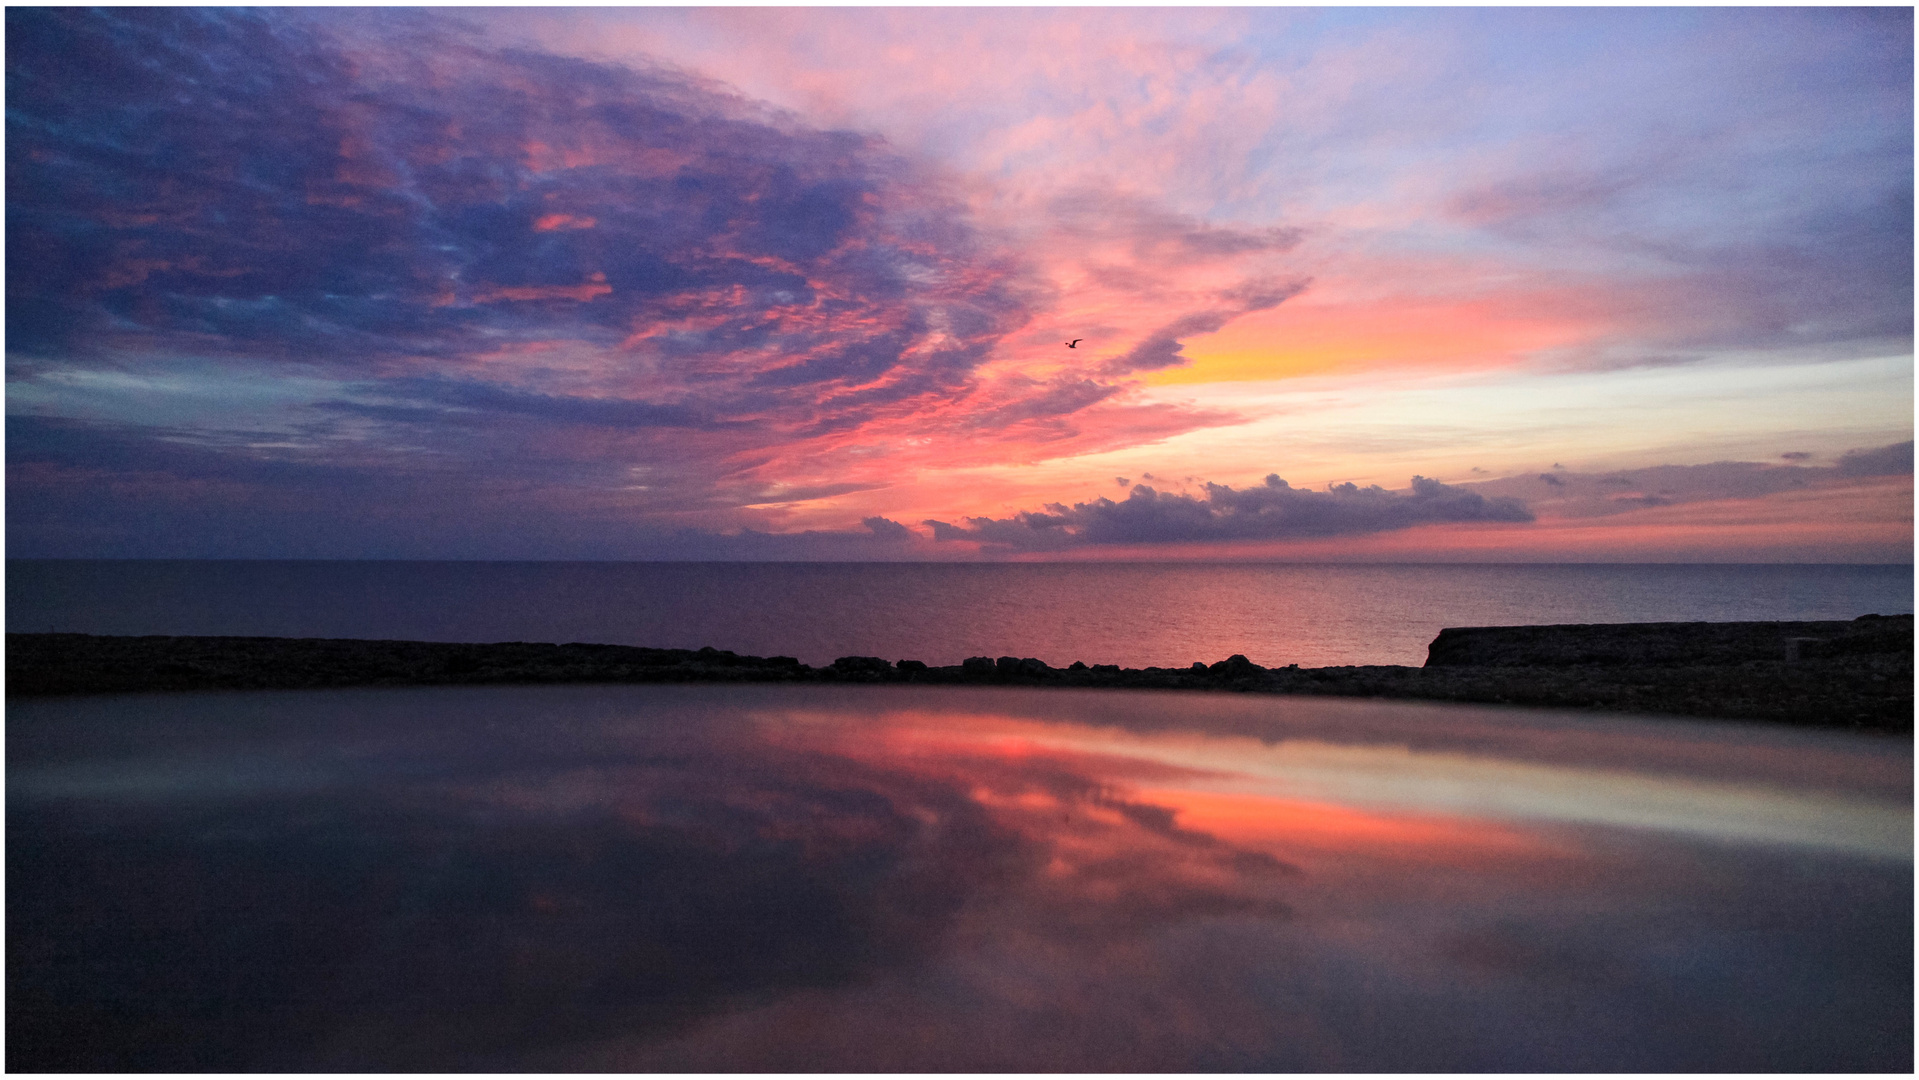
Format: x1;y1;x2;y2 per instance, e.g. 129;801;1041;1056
10;684;1910;1070
8;560;1911;667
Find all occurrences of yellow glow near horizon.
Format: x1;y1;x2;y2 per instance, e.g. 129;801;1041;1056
1149;296;1596;385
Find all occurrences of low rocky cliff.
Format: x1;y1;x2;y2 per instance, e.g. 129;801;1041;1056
1426;614;1910;667
7;613;1910;732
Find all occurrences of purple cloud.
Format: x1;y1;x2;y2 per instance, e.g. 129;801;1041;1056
1837;440;1914;478
7;10;1030;386
928;475;1533;552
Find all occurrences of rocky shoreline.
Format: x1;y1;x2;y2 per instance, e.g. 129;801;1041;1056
6;614;1910;732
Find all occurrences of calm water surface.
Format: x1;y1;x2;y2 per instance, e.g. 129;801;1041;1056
9;684;1910;1071
9;560;1913;666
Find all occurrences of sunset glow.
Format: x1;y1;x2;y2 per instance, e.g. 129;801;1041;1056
7;8;1911;560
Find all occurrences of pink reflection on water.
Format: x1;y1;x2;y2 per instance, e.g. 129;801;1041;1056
800;705;1560;870
511;692;1904;1072
10;684;1910;1071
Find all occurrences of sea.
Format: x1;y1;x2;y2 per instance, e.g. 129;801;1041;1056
7;560;1912;668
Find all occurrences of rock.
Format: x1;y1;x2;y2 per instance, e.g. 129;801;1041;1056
1209;654;1263;679
1424;616;1912;668
6;620;1909;733
829;656;893;680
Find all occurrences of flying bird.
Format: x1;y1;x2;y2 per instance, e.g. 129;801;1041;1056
1065;339;1082;348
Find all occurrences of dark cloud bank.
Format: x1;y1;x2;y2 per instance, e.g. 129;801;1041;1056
1837;439;1915;477
914;441;1911;558
1467;440;1915;519
927;475;1533;553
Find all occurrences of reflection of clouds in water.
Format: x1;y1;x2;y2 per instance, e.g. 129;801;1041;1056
9;713;1311;1070
549;833;1910;1072
789;704;1913;859
7;685;1911;1071
836;689;1915;799
12;740;1035;1070
1080;733;1911;860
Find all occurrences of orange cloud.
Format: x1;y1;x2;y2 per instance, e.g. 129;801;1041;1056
533;213;597;231
469;274;612;303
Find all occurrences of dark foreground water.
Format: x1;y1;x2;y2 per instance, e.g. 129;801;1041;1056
9;560;1913;667
9;684;1910;1071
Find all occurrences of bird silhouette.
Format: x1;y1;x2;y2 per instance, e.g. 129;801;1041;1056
1065;339;1082;348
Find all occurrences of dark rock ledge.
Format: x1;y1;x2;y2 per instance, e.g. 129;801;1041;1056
6;614;1910;732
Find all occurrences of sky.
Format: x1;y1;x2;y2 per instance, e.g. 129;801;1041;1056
6;6;1912;561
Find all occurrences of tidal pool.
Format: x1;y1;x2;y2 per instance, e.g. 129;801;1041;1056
8;684;1911;1071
